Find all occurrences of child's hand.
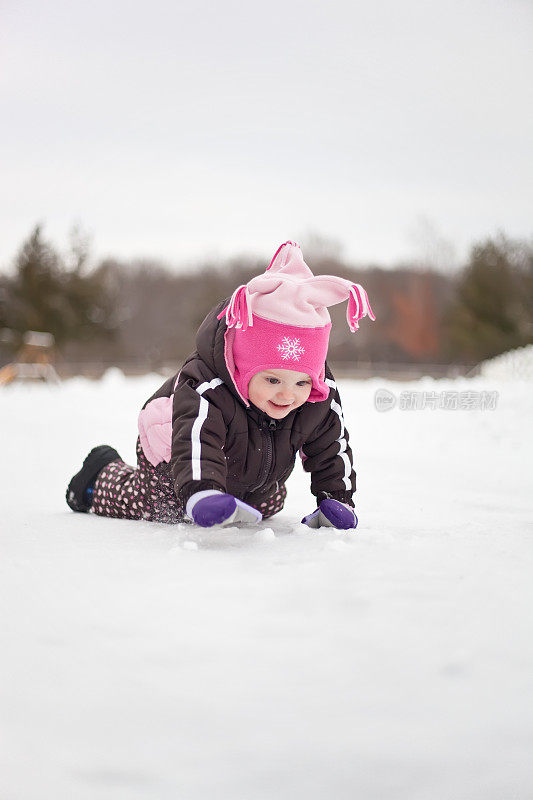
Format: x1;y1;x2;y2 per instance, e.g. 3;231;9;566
186;490;262;527
301;499;358;530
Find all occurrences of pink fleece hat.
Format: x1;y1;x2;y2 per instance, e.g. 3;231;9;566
219;241;375;403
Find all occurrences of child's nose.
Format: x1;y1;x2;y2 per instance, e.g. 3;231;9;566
276;387;294;402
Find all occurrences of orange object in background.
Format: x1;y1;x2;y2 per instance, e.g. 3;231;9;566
0;331;60;385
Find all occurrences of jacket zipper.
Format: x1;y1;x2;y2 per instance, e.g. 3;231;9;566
250;418;276;493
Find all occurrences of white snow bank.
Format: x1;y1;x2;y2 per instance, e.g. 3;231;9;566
479;343;533;380
1;372;532;800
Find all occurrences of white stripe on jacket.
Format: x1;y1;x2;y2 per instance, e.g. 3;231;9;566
190;378;224;480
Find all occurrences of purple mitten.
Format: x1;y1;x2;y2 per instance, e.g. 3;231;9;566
301;499;358;530
191;493;237;527
319;499;357;529
186;490;262;527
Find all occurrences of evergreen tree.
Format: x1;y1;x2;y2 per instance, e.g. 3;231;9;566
445;236;533;362
8;224;117;346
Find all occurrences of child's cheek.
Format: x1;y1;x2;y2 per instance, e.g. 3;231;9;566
300;387;312;404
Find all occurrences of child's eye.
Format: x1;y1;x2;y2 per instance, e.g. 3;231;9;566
266;377;280;384
297;381;311;387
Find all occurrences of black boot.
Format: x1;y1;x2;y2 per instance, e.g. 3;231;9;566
66;445;121;512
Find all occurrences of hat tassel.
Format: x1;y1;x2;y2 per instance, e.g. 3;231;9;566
347;284;376;332
217;284;253;331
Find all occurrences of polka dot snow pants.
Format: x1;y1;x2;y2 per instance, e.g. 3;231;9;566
256;484;287;518
91;438;183;524
90;438;286;524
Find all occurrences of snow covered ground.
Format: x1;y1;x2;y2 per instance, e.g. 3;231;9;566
1;369;532;800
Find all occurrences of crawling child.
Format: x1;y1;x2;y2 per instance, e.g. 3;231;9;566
66;241;375;530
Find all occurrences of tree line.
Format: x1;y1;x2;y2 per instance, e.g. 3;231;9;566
1;225;531;370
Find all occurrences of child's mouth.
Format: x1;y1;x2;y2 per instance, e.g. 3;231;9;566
269;401;292;410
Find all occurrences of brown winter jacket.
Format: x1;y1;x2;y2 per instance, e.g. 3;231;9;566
139;302;356;510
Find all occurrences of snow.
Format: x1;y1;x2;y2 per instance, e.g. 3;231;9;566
1;369;532;799
479;343;533;380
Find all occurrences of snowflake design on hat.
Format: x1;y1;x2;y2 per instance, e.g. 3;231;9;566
277;336;305;361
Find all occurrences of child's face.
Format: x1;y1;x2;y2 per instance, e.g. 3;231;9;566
248;369;313;418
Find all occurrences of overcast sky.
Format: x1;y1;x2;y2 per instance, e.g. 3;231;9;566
1;0;532;271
